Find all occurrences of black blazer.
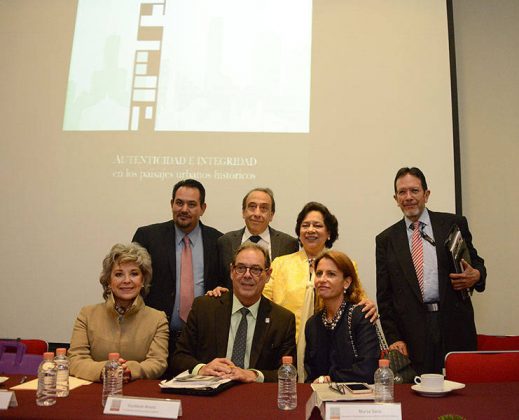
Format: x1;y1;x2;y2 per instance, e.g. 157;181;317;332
376;210;486;374
305;304;379;383
217;226;299;287
132;220;223;321
172;293;296;382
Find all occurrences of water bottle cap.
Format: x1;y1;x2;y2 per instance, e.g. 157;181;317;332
379;359;390;367
56;348;67;356
43;352;54;360
108;352;120;360
282;356;293;364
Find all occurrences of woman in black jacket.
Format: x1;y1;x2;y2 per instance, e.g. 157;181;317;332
305;250;379;383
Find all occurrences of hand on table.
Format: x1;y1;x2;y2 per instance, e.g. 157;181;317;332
313;375;331;384
119;358;132;383
199;358;235;376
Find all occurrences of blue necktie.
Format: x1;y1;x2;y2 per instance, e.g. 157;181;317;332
249;235;261;243
231;307;250;368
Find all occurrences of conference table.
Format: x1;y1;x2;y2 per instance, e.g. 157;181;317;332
1;375;518;419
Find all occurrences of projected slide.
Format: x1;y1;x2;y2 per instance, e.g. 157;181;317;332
3;0;458;343
63;0;313;133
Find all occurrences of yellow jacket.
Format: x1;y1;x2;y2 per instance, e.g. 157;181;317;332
263;250;363;341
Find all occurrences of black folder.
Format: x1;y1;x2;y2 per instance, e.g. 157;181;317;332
444;224;472;299
160;380;238;396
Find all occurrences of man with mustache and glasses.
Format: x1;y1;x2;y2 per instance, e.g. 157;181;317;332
376;167;486;375
218;187;298;288
172;242;296;383
132;179;223;376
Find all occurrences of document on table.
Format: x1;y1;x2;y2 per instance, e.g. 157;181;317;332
159;371;231;390
10;376;92;391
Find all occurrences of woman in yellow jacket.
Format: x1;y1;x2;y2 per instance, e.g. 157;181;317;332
263;202;377;381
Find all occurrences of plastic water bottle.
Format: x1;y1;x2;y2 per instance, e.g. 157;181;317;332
54;347;69;397
374;359;394;402
36;352;57;406
102;352;123;407
277;355;297;410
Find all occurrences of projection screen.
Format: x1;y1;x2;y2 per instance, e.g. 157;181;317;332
0;0;457;342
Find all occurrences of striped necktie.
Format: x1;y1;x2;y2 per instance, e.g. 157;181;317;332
411;221;424;297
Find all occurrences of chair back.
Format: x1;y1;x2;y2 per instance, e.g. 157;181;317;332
0;340;43;375
477;334;519;351
445;350;519;383
19;339;48;355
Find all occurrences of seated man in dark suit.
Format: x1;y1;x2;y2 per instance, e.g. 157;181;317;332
218;188;299;287
172;242;296;382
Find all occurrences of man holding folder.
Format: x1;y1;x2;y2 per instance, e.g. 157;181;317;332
376;167;486;374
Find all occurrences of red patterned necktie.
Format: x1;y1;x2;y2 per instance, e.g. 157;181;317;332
179;235;194;322
411;221;424;297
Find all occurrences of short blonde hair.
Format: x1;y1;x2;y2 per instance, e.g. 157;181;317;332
99;243;152;300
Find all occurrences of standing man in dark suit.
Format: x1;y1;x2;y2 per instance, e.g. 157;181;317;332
132;179;223;363
172;242;296;382
218;188;298;287
376;167;486;375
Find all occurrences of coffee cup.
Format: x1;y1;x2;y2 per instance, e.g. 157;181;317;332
414;373;444;391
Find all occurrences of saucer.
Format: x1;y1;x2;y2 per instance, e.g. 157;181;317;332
411;380;465;397
0;376;8;385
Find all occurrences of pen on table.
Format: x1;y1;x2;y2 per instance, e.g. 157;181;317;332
19;376;27;384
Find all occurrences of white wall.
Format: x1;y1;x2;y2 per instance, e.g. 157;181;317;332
0;0;459;342
1;0;517;341
454;0;519;334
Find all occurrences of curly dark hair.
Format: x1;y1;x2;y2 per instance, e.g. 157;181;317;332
295;202;338;248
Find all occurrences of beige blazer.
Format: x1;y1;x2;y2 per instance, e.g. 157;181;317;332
69;294;169;382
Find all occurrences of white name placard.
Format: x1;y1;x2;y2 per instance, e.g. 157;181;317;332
103;395;182;419
325;402;402;420
0;391;18;409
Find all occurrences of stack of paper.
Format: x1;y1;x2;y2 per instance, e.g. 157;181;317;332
10;376;92;391
159;371;231;390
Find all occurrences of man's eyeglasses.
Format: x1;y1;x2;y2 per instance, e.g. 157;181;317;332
328;382;346;395
232;264;265;278
396;187;423;197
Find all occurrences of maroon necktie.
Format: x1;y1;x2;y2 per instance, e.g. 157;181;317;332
179;235;194;322
411;221;424;297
